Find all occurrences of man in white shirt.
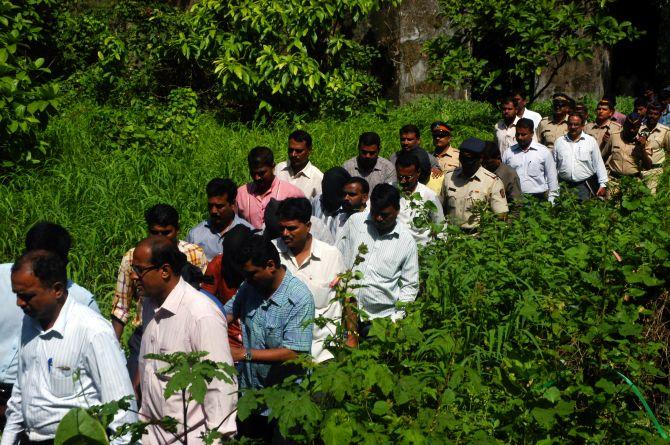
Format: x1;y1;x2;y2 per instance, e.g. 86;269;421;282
274;130;324;199
274;198;348;360
133;236;237;444
336;184;419;334
512;90;542;130
554;113;608;201
394;152;444;244
2;250;136;445
502;118;559;203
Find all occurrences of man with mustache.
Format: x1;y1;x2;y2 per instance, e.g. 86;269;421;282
343;132;396;192
275;130;324;199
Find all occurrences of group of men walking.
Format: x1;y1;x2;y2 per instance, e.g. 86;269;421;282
0;88;668;444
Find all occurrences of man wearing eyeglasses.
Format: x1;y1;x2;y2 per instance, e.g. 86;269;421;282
537;93;574;150
110;204;207;390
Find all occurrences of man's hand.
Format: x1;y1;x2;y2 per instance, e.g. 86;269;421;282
230;346;245;362
636;136;648;147
431;167;443;178
112;318;125;340
345;334;359;348
596;186;607;197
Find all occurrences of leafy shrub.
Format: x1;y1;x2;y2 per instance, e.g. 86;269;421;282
0;0;60;168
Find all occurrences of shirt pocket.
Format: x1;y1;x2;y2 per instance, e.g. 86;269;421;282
578;147;592;162
50;366;76;397
265;325;283;349
527;160;542;177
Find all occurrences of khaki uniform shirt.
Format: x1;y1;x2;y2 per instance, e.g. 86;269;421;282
639;123;670;167
585;120;622;155
443;166;509;229
434;146;460;173
536;116;568;150
604;132;640;176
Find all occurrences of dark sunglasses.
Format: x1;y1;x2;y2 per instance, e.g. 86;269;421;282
553;101;569;107
432;131;450;139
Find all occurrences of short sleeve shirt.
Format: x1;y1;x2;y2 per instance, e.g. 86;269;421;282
433;146;460;173
342;157;396;192
443;167;509;229
604;132;640;176
585;120;622;154
274;161;324;199
223;269;314;389
537;117;568;150
639;123;670;166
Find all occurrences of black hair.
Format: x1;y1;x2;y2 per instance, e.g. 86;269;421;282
237;234;281;268
288;130;312;148
147;237;187;272
12;250;67;289
370;183;400;211
248;146;275;168
358;132;381;148
510;89;526;100
277;197;312;224
483;141;501;160
567;112;585;125
648;101;665;112
399;124;420;138
395;151;421;170
206;178;238;201
500;96;516;106
344;177;370;194
145;204;179;229
516;117;534;132
25;222;72;264
634;96;649;108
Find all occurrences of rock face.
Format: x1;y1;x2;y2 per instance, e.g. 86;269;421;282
534;49;610;100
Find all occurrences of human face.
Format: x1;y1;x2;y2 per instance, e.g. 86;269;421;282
459;150;481;175
130;244;165;301
396;164;419;192
12;267;64;326
596;104;613;123
208;194;235;230
342;183;367;213
357;145;380;171
279;218;310;251
634;104;647;118
501;101;516;121
288;139;311;171
400;132;420;151
513;94;526;111
552;100;571;120
370;204;399;234
567;115;584;139
148;224;178;243
250;164;274;189
647;108;662;127
431;130;452;150
241;259;276;292
515;126;533;148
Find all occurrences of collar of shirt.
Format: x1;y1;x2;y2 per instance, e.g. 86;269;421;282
26;294;75;339
497;115;520;130
563;132;586;143
434;146;457;158
592;120;614;129
511;142;541;153
249;176;280;198
156;278;188;316
641;123;663;134
552;116;568;125
363;214;401;239
455;167;485;182
281;161;316;179
275;237;323;270
204;215;247;236
265;268;297;307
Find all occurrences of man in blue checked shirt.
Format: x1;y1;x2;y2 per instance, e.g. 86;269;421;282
223;234;314;391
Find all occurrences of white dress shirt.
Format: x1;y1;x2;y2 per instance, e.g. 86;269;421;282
275;238;345;363
553;132;608;187
275;161;324;199
521;108;542;130
0;263;100;386
502;142;559;202
140;278;237;444
336;212;419;321
2;297;136;445
495;116;538;155
397;182;445;245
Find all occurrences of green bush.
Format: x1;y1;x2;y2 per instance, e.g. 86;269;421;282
0;0;60;168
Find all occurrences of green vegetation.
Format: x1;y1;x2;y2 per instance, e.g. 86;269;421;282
2;95;670;443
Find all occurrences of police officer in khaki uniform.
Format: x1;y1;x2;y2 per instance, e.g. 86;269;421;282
604;114;642;178
443;138;508;230
585;97;622;155
431;121;460;173
638;102;670;193
536;93;574;150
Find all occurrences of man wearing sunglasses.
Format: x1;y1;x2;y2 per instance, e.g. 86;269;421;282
110;204;207;390
430;121;460;174
537;92;574;150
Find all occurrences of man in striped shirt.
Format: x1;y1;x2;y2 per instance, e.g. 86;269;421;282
110;204;207;389
336;184;419;336
3;250;136;445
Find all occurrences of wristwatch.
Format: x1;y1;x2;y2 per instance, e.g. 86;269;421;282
244;349;253;362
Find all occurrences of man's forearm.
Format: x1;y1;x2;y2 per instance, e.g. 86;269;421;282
250;348;299;362
111;317;125;340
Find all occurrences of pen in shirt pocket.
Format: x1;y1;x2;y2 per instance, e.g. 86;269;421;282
47;357;53;374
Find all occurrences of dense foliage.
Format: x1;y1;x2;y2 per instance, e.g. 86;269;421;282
0;0;60;168
425;0;640;100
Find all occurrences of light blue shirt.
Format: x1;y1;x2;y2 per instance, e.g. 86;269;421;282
186;216;254;261
0;263;99;385
224;269;314;390
336;212;419;320
502;142;559;203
